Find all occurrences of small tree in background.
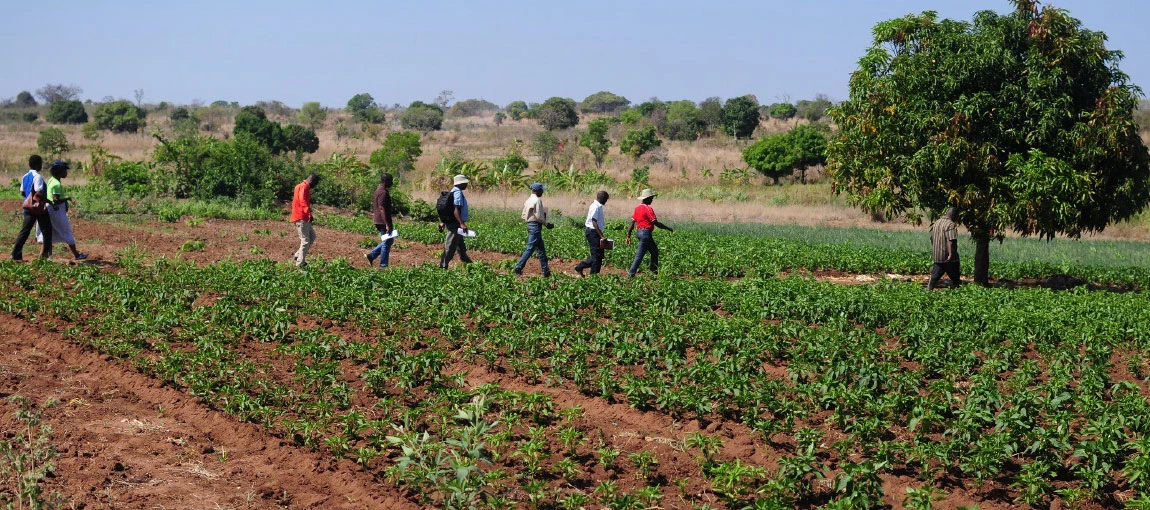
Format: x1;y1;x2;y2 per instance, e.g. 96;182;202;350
828;2;1150;285
580;118;612;168
449;99;499;116
768;102;797;120
400;101;444;131
370;131;423;174
796;95;832;122
506;101;528;121
94;100;146;133
298;101;327;130
37;127;70;156
698;97;724;135
234;105;282;150
538;97;579;131
661;100;703;141
347;93;385;123
620;126;661;160
580;91;631;114
46;100;88;124
493;111;506;126
532;131;561;166
722;96;760;139
35;83;82;104
15;91;37;107
743;123;829;185
281;124;320;154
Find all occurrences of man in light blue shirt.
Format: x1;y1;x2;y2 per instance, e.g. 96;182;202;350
12;155;53;260
440;174;473;268
574;191;609;277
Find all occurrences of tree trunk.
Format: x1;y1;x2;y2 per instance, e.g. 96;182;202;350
973;234;990;287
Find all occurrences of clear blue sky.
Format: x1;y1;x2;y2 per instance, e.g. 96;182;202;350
4;1;1149;108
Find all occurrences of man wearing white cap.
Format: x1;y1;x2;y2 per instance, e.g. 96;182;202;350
626;188;673;277
440;174;473;268
513;182;554;277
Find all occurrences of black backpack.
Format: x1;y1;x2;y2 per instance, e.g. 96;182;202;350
436;191;456;225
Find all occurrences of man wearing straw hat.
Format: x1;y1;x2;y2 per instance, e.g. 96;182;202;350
513;182;554;277
625;188;674;278
440;174;473;269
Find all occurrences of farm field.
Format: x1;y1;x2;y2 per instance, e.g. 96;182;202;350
3;199;1150;509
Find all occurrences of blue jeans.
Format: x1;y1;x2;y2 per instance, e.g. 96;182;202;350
368;225;394;267
628;228;657;276
514;222;549;273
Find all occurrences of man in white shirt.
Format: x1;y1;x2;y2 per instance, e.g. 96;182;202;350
513;183;554;277
11;155;53;260
574;191;609;277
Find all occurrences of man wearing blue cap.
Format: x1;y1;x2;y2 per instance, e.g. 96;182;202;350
513;183;554;277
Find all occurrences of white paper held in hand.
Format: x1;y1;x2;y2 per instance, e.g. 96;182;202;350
456;228;477;237
380;230;399;241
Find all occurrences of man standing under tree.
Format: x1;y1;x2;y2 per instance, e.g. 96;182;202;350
290;174;319;268
626;189;673;278
12;155;52;261
365;173;395;268
574;190;609;277
513;183;554;277
927;207;961;290
440;174;473;269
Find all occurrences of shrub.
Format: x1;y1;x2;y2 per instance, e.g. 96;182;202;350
21;111;38;122
796;95;832;122
660;100;703;141
45;100;88;124
618;109;642;126
620;126;661;160
281;124;320;154
698;97;724;134
103;160;152;196
580;91;630;114
169;107;192;122
580;118;611;168
768;102;798;120
81;123;100;140
538;97;579;131
94;100;146;133
369;131;423;174
298;101;327;130
15;90;37;107
743;123;828;184
532;131;561;166
400;101;444;131
152;132;294;207
234;106;283;152
37;128;70;155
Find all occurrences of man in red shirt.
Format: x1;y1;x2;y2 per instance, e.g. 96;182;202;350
626;188;674;277
290;174;320;267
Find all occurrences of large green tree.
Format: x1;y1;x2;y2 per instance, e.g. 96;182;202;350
94;100;146;133
399;101;444;131
537;97;579;131
827;1;1150;285
743;123;829;185
722;96;760;139
346;93;385;123
580;91;631;114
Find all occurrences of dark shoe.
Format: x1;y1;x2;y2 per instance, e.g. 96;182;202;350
574;265;585;278
74;253;88;261
513;268;523;276
542;269;552;278
365;252;375;266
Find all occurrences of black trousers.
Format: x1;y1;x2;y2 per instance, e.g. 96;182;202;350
574;228;604;274
12;210;52;260
927;260;961;289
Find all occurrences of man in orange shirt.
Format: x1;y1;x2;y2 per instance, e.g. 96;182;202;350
625;188;673;278
290;174;320;267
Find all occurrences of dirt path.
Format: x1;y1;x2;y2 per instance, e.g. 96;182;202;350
0;316;417;509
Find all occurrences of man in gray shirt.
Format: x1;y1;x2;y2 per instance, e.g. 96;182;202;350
927;207;961;290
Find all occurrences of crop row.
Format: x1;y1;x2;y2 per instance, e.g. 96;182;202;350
3;260;1150;507
319;214;1150;287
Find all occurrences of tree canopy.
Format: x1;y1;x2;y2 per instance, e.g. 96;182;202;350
580;118;612;169
538;97;579;131
722;96;760;139
45;100;88;124
743;123;829;185
580;91;631;114
827;1;1150;284
400;101;444;131
94;100;146;133
346;93;385;123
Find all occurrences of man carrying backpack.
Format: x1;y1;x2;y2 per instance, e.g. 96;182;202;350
11;155;53;261
513;182;554;277
438;174;473;269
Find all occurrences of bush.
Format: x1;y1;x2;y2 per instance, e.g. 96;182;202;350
152;133;296;206
94;100;146;133
660;100;703;141
796;95;832;122
768;102;797;120
81;122;100;140
620;126;661;160
46;100;88;124
580;118;611;168
103;160;152;196
21;111;38;122
281;124;320;154
400;101;444;131
538;97;579;131
369;131;423;174
506;101;528;121
618;109;642;126
37;127;70;155
298;101;327;130
15;90;37;107
532;131;561;166
743;123;829;184
449;99;499;116
169;107;193;122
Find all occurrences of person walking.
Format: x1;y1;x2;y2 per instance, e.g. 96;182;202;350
513;183;554;277
11;155;53;261
365;173;396;268
626;189;673;278
574;190;609;277
290;174;319;267
439;174;473;269
40;160;86;260
927;207;962;290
